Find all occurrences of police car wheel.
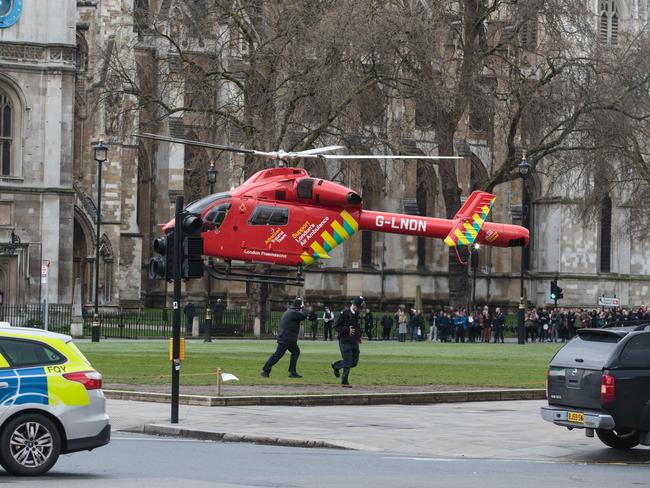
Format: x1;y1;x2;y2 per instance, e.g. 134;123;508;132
0;413;61;476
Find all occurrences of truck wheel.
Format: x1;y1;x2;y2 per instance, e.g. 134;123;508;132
0;413;61;476
596;428;640;449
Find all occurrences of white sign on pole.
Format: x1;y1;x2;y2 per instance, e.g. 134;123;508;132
598;296;620;308
42;260;50;331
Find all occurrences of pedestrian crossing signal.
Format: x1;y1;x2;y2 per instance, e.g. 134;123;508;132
550;280;563;301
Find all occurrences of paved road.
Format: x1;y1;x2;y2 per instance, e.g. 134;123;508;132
1;434;647;488
108;399;650;464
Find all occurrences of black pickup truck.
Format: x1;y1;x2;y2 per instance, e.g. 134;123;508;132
541;325;650;449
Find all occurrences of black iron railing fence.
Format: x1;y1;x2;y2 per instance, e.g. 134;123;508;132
81;306;264;339
0;304;537;340
0;303;277;339
0;304;73;334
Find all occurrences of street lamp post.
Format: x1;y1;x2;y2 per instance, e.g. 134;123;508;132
517;152;530;345
204;161;218;342
92;141;108;343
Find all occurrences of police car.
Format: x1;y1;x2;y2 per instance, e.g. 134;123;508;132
0;323;110;475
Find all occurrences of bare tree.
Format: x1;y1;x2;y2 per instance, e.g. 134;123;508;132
108;0;650;309
371;0;650;305
108;0;392;313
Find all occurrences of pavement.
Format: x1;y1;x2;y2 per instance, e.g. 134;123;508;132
103;387;546;407
108;397;650;464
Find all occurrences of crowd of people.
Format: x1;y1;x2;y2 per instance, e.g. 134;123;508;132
521;306;650;342
296;303;650;343
259;297;650;387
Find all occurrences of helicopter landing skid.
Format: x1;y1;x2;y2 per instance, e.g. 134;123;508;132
207;263;304;287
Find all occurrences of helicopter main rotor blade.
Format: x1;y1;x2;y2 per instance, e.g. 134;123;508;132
136;133;257;156
136;133;463;161
293;146;345;156
319;155;463;160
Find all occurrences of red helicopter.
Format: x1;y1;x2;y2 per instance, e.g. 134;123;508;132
141;134;529;284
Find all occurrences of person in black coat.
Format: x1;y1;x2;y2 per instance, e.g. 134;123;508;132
261;298;307;378
307;306;318;340
381;312;393;340
183;302;196;334
412;310;425;341
323;307;334;341
213;298;225;327
331;296;364;387
363;308;374;341
492;307;505;343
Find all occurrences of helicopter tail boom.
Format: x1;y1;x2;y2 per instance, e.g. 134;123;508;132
358;210;528;248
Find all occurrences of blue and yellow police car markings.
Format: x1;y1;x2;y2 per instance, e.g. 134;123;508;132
14;367;49;405
0;364;90;407
0;368;48;406
0;369;19;405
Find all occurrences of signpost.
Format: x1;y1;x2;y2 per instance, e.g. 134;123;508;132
41;260;50;331
598;296;620;308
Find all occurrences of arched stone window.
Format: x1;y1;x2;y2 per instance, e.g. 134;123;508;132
0;80;24;178
183;130;211;203
360;160;384;267
0;88;13;176
99;235;114;303
76;33;88;73
600;0;619;45
416;161;437;268
600;195;612;273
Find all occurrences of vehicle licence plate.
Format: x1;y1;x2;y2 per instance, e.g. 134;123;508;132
568;411;584;424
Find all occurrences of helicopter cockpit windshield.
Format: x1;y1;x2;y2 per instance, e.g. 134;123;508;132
204;201;232;229
185;192;231;215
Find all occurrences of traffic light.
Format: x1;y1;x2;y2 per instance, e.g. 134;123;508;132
550;280;564;301
150;233;174;280
149;212;204;280
181;213;204;280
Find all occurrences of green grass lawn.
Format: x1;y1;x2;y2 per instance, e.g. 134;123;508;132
77;340;563;389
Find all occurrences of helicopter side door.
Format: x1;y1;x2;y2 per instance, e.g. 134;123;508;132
242;202;300;265
243;202;357;267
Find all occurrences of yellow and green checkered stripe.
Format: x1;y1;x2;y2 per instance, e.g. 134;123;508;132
444;196;495;247
300;210;359;265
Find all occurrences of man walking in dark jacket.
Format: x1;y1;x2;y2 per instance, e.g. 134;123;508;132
261;298;307;378
331;296;364;387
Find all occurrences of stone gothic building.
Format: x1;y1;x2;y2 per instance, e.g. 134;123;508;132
1;0;649;313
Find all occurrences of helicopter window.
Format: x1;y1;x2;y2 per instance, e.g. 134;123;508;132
204;202;232;229
185;192;231;214
249;205;289;226
268;208;289;225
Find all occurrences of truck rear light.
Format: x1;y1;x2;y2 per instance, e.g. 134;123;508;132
601;374;615;404
63;370;103;390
